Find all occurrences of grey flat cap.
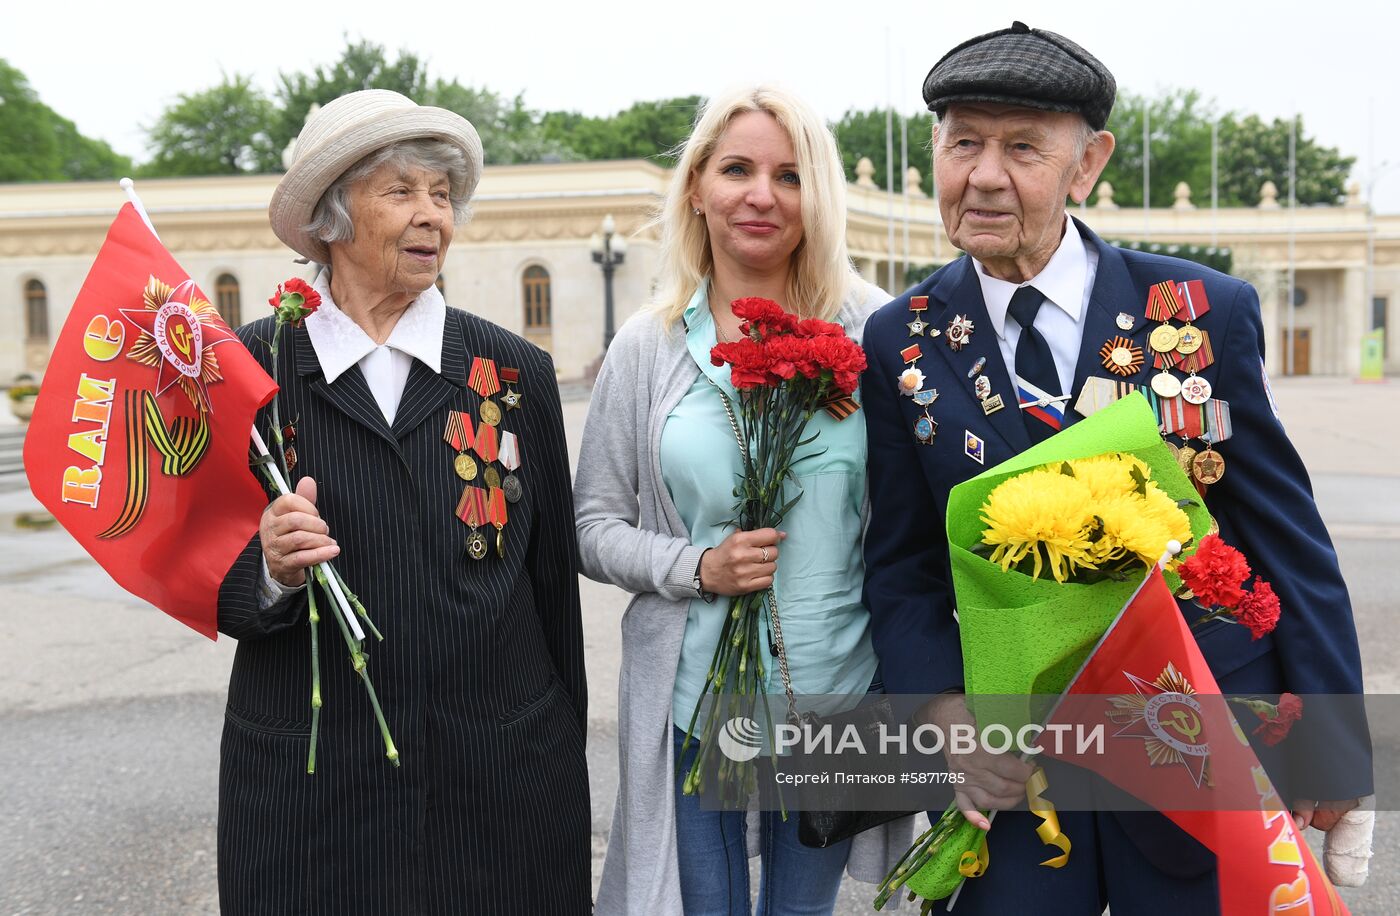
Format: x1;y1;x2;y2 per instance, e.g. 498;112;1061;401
922;21;1116;130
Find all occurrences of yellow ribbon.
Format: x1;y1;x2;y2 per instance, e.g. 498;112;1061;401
957;833;989;878
1026;766;1072;868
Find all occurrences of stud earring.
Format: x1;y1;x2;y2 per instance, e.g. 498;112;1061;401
693;207;702;216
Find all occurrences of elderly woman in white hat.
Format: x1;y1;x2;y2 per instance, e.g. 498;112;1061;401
216;90;590;915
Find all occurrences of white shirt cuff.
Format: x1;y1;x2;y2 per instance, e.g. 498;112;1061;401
258;556;306;609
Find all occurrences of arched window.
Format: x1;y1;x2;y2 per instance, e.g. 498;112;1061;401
522;265;552;332
24;279;48;343
214;273;241;327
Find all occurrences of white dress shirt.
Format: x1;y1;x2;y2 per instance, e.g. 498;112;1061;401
973;218;1100;397
258;270;447;606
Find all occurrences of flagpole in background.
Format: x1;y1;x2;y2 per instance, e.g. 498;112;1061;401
1286;115;1297;377
885;29;896;292
118;177;366;642
1143;104;1151;242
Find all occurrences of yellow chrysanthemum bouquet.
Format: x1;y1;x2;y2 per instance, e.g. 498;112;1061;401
878;394;1213;911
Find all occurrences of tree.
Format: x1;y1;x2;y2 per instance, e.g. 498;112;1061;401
830;109;936;196
426;82;573;165
540;97;703;165
1217;114;1353;206
1098;90;1217;210
140;74;278;176
0;58;130;182
1096;90;1353;208
271;39;431;160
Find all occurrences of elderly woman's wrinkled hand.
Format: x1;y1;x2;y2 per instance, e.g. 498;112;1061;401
699;528;786;597
261;477;340;587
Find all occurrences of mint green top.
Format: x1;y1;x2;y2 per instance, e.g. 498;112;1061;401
661;284;878;727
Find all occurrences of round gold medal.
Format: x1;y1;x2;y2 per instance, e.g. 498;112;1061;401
454;453;478;481
1110;346;1134;368
1149;324;1181;353
484;466;502;490
479;399;502;427
1151;371;1182;399
1176;444;1198;477
496;527;506;559
1176;325;1203;355
1192;449;1226;486
466;530;488;560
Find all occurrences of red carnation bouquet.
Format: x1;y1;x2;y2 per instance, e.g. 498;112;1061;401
679;297;867;805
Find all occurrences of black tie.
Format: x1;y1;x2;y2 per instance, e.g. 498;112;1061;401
1008;286;1063;443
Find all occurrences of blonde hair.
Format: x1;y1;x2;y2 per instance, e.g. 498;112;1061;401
649;85;855;325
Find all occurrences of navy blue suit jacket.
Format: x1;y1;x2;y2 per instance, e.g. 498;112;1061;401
861;219;1370;800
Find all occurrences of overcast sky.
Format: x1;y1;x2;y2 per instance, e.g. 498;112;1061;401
7;0;1400;211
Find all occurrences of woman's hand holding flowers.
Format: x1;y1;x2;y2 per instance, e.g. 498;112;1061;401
261;476;340;587
699;528;785;596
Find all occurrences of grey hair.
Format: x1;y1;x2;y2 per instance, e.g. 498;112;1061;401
1073;117;1102;160
304;139;473;246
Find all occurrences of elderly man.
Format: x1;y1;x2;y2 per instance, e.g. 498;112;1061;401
861;22;1369;913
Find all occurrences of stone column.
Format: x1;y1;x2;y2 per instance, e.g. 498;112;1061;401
1340;265;1367;377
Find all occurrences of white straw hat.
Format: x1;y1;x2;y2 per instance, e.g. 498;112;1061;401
269;89;484;264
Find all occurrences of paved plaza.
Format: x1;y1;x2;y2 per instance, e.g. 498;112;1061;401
1;376;1397;914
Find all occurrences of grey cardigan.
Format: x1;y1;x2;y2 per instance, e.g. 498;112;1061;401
576;280;913;914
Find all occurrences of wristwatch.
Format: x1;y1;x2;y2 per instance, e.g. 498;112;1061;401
693;548;717;604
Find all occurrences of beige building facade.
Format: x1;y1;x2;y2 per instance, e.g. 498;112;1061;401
2;161;1397;382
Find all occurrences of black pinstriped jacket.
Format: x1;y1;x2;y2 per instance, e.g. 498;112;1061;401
217;308;591;915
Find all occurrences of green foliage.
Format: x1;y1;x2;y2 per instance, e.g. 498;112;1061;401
426;82;574;165
140;73;279;176
830;108;935;195
0;59;131;182
540;97;704;165
1097;89;1353;208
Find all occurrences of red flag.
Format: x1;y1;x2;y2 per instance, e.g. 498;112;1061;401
1045;569;1348;915
23;204;276;639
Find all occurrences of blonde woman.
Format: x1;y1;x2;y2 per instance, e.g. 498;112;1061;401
576;86;911;915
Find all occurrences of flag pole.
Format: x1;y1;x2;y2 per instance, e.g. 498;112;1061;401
117;178;366;643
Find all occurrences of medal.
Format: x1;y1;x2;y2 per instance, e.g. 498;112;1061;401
913;412;937;444
1151;371;1182;399
974;374;992;399
1192;448;1226;486
484;466;502;490
1149;324;1181;353
1174;280;1212;322
1099;335;1144;377
280;424;297;473
499;367;523;411
474;421;499;464
1145;281;1182;322
1116;312;1134;331
898;343;925;396
469;356;503;426
1176;443;1199;477
968;357;987;378
945;315;974;351
488;486;509;558
443;411;477;480
1180;329;1215;373
1202;398;1234;445
911;389;939;407
981;394;1005;416
456;485;489;560
907;295;930;336
1176;326;1203;355
964;430;985;465
1159;396;1204;440
1180;375;1212;405
503;474;523;503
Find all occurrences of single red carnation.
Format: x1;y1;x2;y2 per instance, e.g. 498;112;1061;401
1178;534;1252;609
763;335;813;381
1252;692;1303;746
269;277;322;326
711;339;776;389
1234;577;1281;640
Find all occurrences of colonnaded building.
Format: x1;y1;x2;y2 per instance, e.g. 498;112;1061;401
0;159;1396;382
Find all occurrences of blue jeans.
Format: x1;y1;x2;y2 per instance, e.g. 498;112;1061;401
673;726;852;916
